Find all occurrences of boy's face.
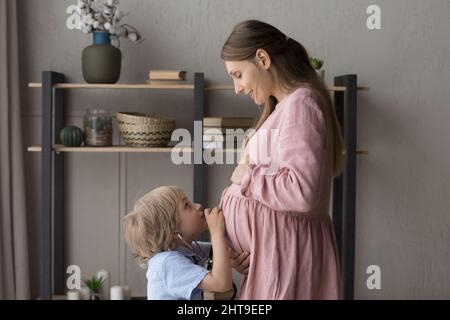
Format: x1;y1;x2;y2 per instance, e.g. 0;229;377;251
177;195;207;240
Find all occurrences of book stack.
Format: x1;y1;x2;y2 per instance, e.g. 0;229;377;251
148;70;187;85
203;117;254;149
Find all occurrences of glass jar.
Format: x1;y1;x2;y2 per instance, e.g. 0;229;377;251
84;109;113;147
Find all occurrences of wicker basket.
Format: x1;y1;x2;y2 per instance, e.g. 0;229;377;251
116;112;176;147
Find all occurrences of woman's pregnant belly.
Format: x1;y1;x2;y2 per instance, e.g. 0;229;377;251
221;183;254;254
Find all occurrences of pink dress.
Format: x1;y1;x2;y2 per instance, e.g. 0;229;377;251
221;87;341;300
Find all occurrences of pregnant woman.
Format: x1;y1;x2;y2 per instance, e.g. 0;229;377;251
220;20;345;300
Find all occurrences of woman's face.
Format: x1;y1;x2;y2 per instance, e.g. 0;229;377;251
177;195;206;240
225;57;272;105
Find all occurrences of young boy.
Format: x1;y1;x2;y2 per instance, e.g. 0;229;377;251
122;186;232;300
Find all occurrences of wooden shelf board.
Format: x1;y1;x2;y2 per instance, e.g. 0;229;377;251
28;145;368;155
28;145;186;153
28;83;195;90
27;145;238;153
29;83;369;92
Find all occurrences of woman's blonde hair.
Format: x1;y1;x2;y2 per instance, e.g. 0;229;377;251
221;20;346;177
122;186;185;267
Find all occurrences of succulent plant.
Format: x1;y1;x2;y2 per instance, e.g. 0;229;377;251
84;275;105;294
310;57;324;70
84;116;111;131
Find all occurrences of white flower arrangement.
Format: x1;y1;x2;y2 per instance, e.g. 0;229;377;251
66;0;142;42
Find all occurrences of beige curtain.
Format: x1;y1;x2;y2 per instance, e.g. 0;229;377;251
0;0;30;299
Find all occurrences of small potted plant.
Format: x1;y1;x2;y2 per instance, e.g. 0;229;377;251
310;57;325;80
84;275;105;300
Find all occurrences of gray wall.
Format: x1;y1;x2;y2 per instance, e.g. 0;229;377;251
19;0;450;299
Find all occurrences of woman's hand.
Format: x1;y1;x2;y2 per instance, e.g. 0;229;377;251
230;163;249;185
221;187;229;199
229;248;250;275
231;154;251;185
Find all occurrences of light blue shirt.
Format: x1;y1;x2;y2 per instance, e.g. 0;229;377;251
146;242;211;300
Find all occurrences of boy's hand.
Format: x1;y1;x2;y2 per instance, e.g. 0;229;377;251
204;207;224;237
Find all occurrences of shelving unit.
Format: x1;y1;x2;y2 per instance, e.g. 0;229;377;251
31;71;208;300
29;71;367;300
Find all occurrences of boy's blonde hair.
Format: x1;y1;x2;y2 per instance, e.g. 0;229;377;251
122;186;185;267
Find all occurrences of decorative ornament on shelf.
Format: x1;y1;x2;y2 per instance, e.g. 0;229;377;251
83;275;105;300
116;112;176;148
84;109;113;147
60;125;85;147
310;57;325;80
109;285;132;300
66;0;143;84
110;286;124;300
96;269;111;300
66;290;81;300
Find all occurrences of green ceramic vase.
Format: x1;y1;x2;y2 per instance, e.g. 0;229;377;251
82;32;121;84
